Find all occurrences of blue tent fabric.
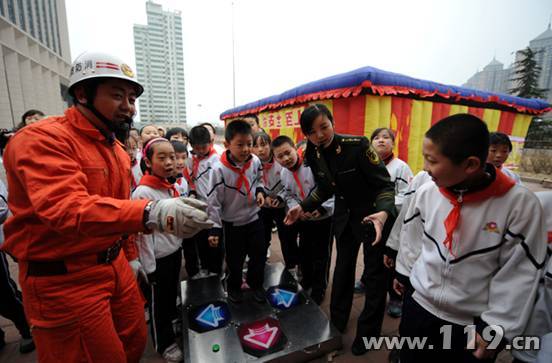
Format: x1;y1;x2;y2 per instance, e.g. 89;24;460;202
220;66;550;118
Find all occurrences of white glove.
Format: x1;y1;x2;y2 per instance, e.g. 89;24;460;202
129;259;148;283
179;197;208;212
146;197;214;238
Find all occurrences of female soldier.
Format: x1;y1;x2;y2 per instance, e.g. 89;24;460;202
285;104;396;356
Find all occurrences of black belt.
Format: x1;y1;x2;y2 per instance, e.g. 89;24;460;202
27;241;122;277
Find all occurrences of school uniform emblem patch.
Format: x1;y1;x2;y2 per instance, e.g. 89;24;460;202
166;216;175;232
483;222;500;234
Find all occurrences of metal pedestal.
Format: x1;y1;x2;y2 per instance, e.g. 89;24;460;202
181;262;342;362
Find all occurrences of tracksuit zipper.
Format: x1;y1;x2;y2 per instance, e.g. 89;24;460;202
437;190;465;308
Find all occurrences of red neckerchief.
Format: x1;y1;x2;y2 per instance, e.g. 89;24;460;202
382;152;394;165
262;158;274;186
548;231;552;244
187;147;216;190
438;167;515;256
291;155;306;200
183;167;192;186
139;174;180;197
220;151;254;203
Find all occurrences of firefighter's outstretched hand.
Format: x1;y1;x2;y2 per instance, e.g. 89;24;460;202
147;197;214;238
179;197;208;212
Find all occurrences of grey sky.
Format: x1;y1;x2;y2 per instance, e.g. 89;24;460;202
66;0;552;125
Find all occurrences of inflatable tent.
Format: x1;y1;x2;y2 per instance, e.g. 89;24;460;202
220;66;550;172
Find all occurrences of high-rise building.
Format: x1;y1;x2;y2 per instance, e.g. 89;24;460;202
133;1;186;126
464;23;552;103
524;22;552;103
463;57;510;94
0;0;71;129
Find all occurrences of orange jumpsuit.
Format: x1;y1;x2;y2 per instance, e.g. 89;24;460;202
1;107;149;362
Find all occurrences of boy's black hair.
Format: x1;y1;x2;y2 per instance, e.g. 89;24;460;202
371;127;395;142
189;125;212;145
489;132;512;152
199;122;217;135
225;119;252;142
271;135;295;149
426;113;489;166
244;114;259;125
253;131;271;146
299;103;334;135
165;127;188;141
171;140;188;154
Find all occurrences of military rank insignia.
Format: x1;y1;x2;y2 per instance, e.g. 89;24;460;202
366;146;380;165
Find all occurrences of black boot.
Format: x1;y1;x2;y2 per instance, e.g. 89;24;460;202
388;347;400;363
253;288;266;304
228;289;243;304
351;336;369;356
19;337;35;354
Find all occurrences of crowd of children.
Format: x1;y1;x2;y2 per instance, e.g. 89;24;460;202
2;100;550;363
119;106;552;363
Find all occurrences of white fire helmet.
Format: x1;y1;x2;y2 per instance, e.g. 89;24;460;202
68;51;143;97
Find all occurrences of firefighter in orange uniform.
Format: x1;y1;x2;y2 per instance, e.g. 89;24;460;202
0;51;213;363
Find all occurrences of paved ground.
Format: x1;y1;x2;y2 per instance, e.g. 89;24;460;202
1;180;547;363
2;237;403;363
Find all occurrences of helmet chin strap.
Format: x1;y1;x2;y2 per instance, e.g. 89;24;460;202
80;100;133;144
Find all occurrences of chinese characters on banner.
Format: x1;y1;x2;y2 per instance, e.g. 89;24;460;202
257;106;305;142
259;106;304;130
